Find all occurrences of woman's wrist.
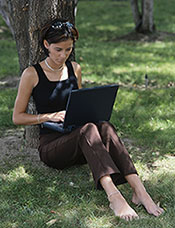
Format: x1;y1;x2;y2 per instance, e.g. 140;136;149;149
37;114;41;123
37;113;50;123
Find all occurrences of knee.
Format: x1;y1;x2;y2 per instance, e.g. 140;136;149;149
98;121;117;137
81;122;97;132
79;122;100;137
99;121;114;131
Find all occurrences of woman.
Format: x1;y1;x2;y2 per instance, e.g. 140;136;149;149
13;18;164;221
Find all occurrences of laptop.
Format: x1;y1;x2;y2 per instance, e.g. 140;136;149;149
41;84;119;133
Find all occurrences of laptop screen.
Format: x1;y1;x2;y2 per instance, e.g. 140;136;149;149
63;84;119;128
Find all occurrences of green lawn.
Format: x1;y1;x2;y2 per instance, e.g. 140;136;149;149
0;0;175;227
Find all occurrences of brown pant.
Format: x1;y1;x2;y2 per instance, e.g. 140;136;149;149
39;122;138;189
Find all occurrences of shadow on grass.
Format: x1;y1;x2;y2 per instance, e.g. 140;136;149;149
111;87;175;156
0;157;94;227
0;154;174;227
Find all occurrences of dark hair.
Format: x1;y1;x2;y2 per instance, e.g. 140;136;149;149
40;18;79;56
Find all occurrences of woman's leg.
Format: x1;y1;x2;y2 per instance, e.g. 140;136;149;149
39;122;163;220
96;121;138;184
98;122;164;217
100;175;139;221
78;122;140;221
39;131;87;169
78;122;132;188
39;124;138;221
125;174;164;216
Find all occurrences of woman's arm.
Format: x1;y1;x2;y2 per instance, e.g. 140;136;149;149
71;61;82;88
13;67;65;126
13;66;39;125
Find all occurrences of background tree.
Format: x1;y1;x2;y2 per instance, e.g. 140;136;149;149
0;0;75;147
130;0;155;33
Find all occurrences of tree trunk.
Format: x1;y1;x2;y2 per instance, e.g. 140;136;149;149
130;0;155;33
0;0;75;148
142;0;154;32
74;0;78;16
130;0;141;29
0;0;14;36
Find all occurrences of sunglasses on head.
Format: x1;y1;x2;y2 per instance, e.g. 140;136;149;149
49;20;79;40
51;21;74;30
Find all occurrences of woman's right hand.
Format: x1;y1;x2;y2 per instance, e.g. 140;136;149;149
47;110;66;123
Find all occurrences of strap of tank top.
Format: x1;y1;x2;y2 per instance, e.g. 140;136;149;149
33;63;48;83
33;63;44;81
66;61;76;79
33;61;76;81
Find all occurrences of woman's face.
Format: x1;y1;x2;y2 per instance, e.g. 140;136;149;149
44;38;73;66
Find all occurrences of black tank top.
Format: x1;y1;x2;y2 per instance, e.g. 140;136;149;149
32;61;78;134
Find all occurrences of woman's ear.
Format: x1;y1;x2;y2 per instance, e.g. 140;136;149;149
43;40;49;49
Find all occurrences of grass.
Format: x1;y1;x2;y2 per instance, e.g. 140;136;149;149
0;18;19;79
0;39;19;78
0;88;17;134
112;88;175;154
0;0;175;227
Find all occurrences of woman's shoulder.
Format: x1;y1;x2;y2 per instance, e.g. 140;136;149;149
70;61;82;88
22;65;37;77
71;61;81;69
20;65;38;87
71;61;81;75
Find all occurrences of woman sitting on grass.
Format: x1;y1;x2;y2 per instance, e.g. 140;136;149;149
12;18;164;221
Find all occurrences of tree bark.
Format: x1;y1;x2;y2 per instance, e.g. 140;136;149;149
0;0;14;36
130;0;141;28
74;0;78;16
0;0;75;148
142;0;154;32
130;0;155;33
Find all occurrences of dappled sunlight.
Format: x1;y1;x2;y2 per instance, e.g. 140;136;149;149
0;0;175;226
0;89;17;129
134;161;152;182
0;105;9;112
96;22;134;33
0;40;19;78
149;118;175;131
152;155;175;174
141;156;175;212
4;166;33;183
96;24;119;32
77;38;175;87
84;215;113;228
64;208;79;220
112;87;175;158
135;155;175;178
76;0;133;39
1;222;19;228
46;185;57;195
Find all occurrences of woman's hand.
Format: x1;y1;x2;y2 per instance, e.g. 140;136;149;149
47;110;66;122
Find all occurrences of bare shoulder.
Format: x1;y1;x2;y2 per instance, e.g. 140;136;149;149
21;66;37;80
71;61;82;88
71;61;81;75
20;66;38;87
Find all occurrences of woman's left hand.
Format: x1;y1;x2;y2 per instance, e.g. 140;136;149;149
47;110;66;122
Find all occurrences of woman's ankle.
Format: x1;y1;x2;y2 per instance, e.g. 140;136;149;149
100;175;120;197
125;174;147;194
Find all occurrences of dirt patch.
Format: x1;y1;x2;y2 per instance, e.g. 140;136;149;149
0;127;141;168
113;31;175;42
0;75;19;89
0;128;42;166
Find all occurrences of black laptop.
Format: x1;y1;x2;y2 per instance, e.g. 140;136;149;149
41;84;119;133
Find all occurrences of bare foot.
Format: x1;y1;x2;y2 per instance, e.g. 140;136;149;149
108;192;139;221
132;191;164;217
